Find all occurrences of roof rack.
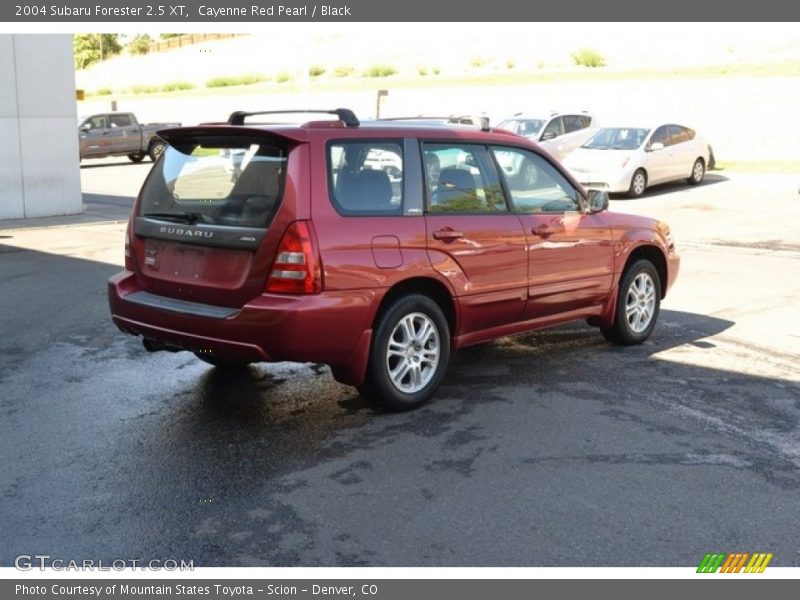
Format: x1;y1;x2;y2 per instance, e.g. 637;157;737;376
227;108;360;127
379;114;490;132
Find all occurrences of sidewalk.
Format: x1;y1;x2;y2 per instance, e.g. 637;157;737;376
0;193;131;232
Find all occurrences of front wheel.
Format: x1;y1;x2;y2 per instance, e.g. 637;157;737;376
628;169;647;198
149;139;166;162
600;259;661;345
687;158;705;185
359;294;450;411
127;152;146;163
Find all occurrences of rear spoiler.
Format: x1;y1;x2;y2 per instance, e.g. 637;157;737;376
155;125;311;143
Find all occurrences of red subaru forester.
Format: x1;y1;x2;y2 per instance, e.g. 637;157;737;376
108;109;679;410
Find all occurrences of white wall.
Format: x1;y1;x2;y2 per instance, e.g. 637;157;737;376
0;34;81;220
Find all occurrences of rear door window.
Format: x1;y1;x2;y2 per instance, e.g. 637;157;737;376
328;141;403;215
563;115;587;133
109;114;133;128
140;137;287;229
667;125;692;145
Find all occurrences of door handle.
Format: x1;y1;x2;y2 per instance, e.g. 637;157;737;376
532;223;556;238
433;228;463;241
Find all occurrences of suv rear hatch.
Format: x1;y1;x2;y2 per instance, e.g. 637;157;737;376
130;128;304;307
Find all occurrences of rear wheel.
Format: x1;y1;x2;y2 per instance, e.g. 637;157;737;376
687;158;705;185
600;259;661;345
148;139;166;162
628;169;647;198
194;353;251;370
358;294;450;411
127;152;146;163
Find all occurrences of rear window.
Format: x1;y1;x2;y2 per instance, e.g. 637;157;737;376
139;137;287;229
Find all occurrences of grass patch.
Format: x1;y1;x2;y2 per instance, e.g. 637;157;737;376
308;65;326;77
334;64;354;77
470;56;489;68
95;87;113;96
276;71;293;83
101;60;800;100
363;64;398;78
161;81;194;92
206;74;268;88
129;84;159;94
571;48;607;68
714;160;800;174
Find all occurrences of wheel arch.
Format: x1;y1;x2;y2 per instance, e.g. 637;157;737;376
624;244;668;299
373;276;457;337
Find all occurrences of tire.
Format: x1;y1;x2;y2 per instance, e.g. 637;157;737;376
628;169;647;198
600;259;661;345
194;353;251;370
148;139;166;162
358;294;450;411
127;152;146;163
687;158;705;185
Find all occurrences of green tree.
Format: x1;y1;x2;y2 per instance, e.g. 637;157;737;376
73;34;122;70
127;34;153;56
160;33;184;39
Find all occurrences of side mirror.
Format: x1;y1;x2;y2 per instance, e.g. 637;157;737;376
648;142;665;152
80;123;91;131
586;189;609;214
541;131;556;141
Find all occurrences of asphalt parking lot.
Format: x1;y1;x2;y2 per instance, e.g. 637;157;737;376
1;160;799;567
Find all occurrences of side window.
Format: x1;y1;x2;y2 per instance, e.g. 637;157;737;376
491;146;580;213
667;125;691;145
89;116;107;130
650;126;669;146
542;117;565;139
423;143;506;213
563;115;585;133
580;115;593;128
328;141;403;215
109;114;132;128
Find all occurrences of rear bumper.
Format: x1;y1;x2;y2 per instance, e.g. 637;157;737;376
108;270;376;386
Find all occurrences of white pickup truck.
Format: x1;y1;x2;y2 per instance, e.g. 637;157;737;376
78;112;180;162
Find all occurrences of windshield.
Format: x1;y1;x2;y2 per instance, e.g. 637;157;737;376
139;137;287;229
583;128;649;150
497;119;546;137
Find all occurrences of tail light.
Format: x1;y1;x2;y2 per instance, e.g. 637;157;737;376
266;221;322;294
124;220;135;271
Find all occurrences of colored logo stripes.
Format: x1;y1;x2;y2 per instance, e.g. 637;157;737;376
697;552;773;573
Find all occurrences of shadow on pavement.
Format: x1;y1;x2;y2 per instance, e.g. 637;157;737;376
611;173;729;200
2;244;800;567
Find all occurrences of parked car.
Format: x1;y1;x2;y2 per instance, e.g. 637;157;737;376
563;123;711;197
496;111;598;161
78;112;181;162
108;108;679;411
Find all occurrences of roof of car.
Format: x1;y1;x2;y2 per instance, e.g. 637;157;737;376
158;115;524;144
501;111;592;120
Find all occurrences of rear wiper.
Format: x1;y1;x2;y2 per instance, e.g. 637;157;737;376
143;211;205;224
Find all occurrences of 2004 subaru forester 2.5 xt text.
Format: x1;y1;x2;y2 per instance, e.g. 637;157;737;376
108;108;679;411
